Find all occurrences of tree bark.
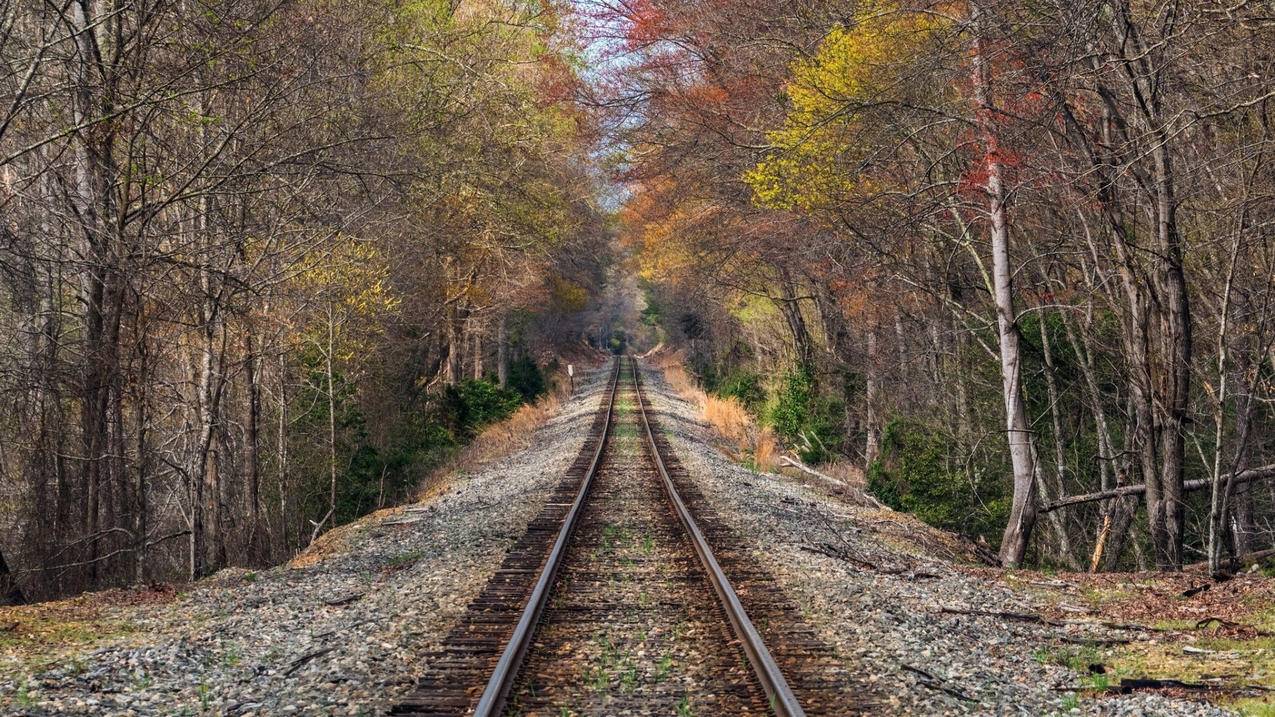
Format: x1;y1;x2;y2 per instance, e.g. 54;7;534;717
0;549;24;606
777;267;814;368
496;314;508;388
244;329;262;555
1109;2;1191;569
970;11;1040;567
864;318;881;465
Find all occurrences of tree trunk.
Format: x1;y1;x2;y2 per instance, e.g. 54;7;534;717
132;327;149;584
497;314;508;388
1126;8;1190;570
864;319;881;465
1150;145;1190;571
444;303;462;386
971;12;1040;567
0;549;24;606
777;268;814;368
1036;317;1080;570
314;302;338;544
277;351;290;554
244;330;262;549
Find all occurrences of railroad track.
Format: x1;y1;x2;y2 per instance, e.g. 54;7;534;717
391;358;864;716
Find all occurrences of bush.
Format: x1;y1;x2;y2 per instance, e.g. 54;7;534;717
506;356;546;402
867;418;1008;543
446;379;524;439
768;367;842;464
714;371;767;415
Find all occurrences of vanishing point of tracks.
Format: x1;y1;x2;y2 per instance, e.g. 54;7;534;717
391;358;863;716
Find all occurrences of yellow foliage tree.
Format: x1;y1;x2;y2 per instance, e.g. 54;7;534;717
745;4;948;212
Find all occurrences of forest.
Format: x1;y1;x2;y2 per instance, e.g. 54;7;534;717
3;0;1275;606
0;0;613;602
595;0;1275;574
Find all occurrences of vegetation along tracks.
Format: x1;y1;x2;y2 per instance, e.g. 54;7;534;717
390;358;865;716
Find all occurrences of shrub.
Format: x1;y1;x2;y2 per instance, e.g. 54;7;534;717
714;371;767;415
867;418;1008;543
768;367;842;464
446;379;524;439
506;356;546;402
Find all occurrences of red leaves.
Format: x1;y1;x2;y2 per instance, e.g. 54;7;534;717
535;54;579;107
625;0;667;50
684;82;729;107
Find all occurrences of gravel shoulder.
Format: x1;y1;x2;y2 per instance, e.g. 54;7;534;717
635;361;1234;717
0;358;1240;716
0;365;612;717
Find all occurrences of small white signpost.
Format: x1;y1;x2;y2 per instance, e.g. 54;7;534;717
567;364;574;392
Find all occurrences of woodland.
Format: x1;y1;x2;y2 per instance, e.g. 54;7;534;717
2;0;1275;605
0;0;612;602
597;0;1275;575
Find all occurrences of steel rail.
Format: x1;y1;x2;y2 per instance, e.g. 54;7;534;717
631;356;807;717
470;357;622;717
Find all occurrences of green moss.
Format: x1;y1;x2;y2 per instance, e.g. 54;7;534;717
1234;697;1275;715
383;549;426;569
1097;607;1275;712
0;605;137;680
1033;644;1103;672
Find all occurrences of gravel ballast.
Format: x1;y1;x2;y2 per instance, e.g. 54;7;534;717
0;359;1235;715
0;367;612;716
635;361;1234;717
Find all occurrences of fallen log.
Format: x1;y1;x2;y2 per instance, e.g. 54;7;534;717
939;606;1063;626
1040;464;1275;513
1059;635;1133;646
1101;676;1274;695
779;455;888;509
1184;546;1275;571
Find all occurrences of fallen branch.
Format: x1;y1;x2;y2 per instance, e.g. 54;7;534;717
1041;464;1275;513
901;663;974;702
1101;677;1274;695
1196;616;1275;636
1185;546;1275;571
1074;619;1172;633
779;456;887;509
799;542;881;571
1059;636;1133;646
285;646;336;676
939;606;1063;626
802;542;941;578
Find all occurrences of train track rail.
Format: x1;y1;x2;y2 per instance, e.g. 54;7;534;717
390;358;864;716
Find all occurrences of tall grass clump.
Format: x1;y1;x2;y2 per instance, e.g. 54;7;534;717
652;351;779;472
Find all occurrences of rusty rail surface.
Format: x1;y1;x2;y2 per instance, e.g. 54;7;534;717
467;359;623;714
630;358;805;717
390;356;861;716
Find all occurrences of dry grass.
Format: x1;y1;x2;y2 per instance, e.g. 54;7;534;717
416;392;562;500
754;426;780;472
0;590;151;676
650;350;779;473
813;460;869;491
